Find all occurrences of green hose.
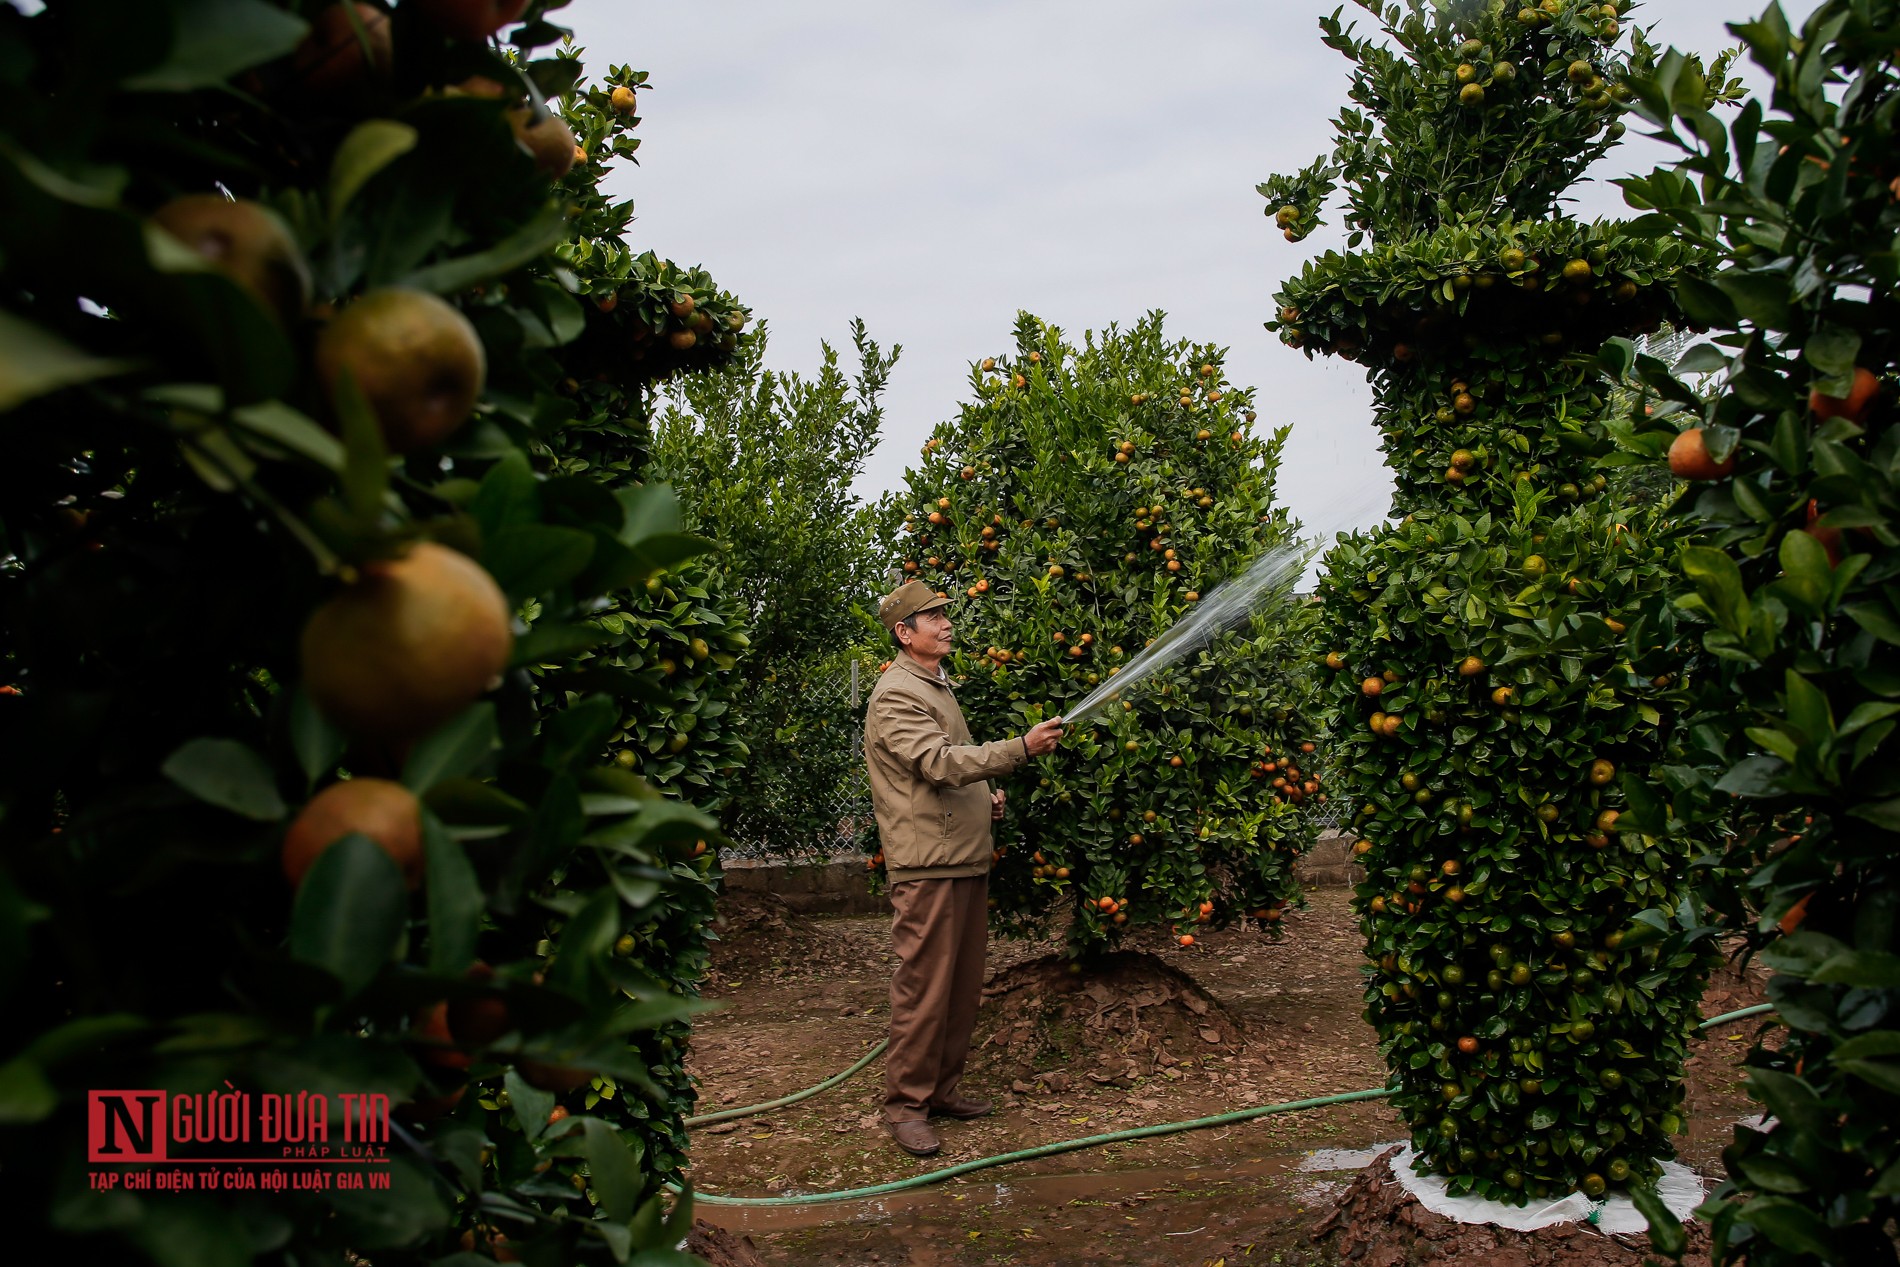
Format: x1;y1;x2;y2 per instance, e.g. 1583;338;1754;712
685;1040;889;1127
681;1002;1778;1207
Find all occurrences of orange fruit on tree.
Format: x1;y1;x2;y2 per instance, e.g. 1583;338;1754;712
610;85;636;113
1809;366;1878;422
315;288;486;453
1361;676;1384;697
1457;1036;1479;1054
300;542;513;743
151;195;312;328
1667;428;1735;480
282;776;423;888
291;2;393;100
413;0;529;41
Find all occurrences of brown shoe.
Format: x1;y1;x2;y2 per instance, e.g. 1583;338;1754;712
883;1118;941;1156
930;1095;993;1120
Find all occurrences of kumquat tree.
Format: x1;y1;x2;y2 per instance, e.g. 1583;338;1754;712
1605;4;1900;1260
0;1;749;1263
1262;0;1745;1207
881;312;1326;958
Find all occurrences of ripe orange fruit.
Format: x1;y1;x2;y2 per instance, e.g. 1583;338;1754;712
1177;934;1194;947
412;1000;471;1071
610;85;637;113
1361;676;1384;697
1353;838;1373;856
1667;428;1735;480
1457;1036;1479;1054
1589;758;1615;785
283;777;423;888
1596;809;1621;833
1809;367;1878;422
518;1059;592;1094
1490;686;1513;706
300;543;513;743
151;195;311;328
315;288;486;453
1458;656;1484;677
292;2;394;99
414;0;529;41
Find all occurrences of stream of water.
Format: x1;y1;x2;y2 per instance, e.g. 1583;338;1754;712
1058;488;1390;729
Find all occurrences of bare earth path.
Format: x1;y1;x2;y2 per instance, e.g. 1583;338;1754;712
685;888;1769;1267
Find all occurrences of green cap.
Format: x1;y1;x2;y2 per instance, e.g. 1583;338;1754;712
877;579;954;631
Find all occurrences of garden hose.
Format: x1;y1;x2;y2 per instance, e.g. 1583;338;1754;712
676;1003;1776;1208
685;1040;891;1127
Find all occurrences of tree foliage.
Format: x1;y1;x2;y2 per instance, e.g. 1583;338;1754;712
1611;3;1900;1260
1268;0;1733;1205
649;320;895;856
0;2;744;1261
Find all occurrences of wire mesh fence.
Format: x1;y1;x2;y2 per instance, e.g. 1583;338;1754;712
718;655;878;862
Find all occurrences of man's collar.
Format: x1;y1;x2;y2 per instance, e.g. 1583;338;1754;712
895;649;951;687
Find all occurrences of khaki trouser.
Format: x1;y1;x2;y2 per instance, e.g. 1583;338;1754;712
883;875;988;1123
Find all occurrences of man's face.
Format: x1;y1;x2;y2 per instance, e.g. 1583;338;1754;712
900;606;954;658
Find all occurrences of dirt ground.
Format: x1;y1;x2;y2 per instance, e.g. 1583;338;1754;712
686;887;1771;1267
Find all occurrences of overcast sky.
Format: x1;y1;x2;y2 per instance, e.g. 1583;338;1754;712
562;0;1798;544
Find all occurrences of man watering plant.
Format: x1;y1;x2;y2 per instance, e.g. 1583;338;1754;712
865;580;1065;1156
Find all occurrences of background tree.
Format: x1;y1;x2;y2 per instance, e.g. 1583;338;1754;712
648;319;897;856
882;311;1324;958
1263;0;1739;1205
0;1;747;1261
1610;5;1900;1260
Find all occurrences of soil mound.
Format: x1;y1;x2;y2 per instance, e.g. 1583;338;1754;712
974;951;1244;1083
684;1218;769;1267
707;888;829;980
1311;1146;1711;1267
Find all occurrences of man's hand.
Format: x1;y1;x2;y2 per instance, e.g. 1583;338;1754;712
1023;717;1065;756
991;789;1006;821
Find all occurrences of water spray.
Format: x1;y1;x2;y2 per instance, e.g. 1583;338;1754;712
1055;486;1391;730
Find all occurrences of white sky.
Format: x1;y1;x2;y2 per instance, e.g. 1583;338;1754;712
563;0;1797;544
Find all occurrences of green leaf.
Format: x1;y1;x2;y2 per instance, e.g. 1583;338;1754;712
542;694;617;771
1714;755;1785;798
399;202;571;294
422;812;483;976
162;738;286;821
1851;796;1900;831
1713;269;1791;330
503;1069;555;1139
331;367;389;526
484;525;596;600
0;1058;57;1124
329;120;418;221
1630;1178;1688;1255
1810;949;1900;988
1803;323;1861;383
1739;1196;1837;1259
328;1156;449;1248
469;449;540;536
1680;546;1749;636
402;703;498;793
583;1118;646;1223
0;309;140;411
124;0;308;92
1782;670;1833;745
618;482;686;543
511;622;609;667
289;689;344;791
229;399;345;470
287;834;407;998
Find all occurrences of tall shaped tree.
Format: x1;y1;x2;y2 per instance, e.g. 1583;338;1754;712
1263;0;1737;1204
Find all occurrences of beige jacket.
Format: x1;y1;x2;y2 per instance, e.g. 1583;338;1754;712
864;650;1029;882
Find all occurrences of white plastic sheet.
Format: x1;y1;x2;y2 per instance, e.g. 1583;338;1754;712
1301;1141;1706;1235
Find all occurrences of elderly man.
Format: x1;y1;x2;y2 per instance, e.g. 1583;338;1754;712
864;580;1064;1157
